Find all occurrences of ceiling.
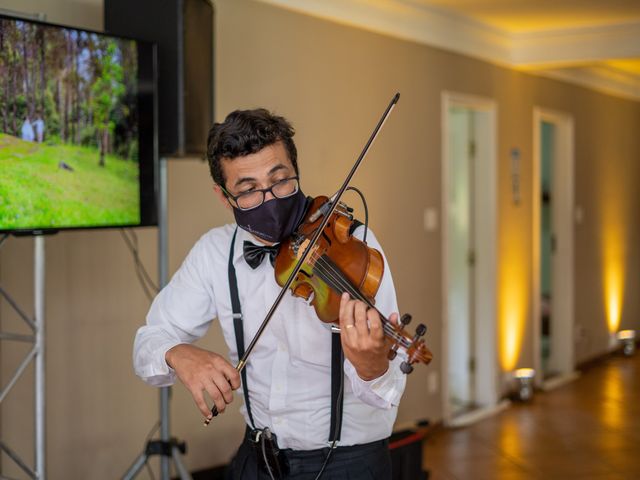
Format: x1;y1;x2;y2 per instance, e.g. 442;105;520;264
405;0;640;98
259;0;640;100
407;0;640;33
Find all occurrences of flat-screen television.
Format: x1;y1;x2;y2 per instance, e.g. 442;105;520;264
0;14;157;234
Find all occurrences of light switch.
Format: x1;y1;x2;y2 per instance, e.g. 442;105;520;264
428;371;439;394
424;208;438;232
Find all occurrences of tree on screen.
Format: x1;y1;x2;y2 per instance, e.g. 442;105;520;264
0;20;137;165
91;41;125;167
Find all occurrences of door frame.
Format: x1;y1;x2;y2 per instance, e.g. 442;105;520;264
532;107;576;388
441;92;498;425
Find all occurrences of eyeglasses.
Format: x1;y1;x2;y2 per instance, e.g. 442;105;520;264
221;176;300;211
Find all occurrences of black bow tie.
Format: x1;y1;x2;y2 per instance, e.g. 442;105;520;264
243;241;279;269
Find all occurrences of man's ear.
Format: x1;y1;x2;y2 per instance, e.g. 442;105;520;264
213;185;232;211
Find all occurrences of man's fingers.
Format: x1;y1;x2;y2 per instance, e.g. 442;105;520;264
342;297;357;334
211;371;234;404
339;292;350;329
204;379;227;413
191;387;213;418
368;308;384;341
220;363;241;390
353;301;369;337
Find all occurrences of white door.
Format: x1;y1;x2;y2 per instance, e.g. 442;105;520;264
447;107;476;413
540;121;555;378
533;109;575;387
443;93;498;426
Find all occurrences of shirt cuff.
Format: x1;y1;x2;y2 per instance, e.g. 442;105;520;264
133;339;180;387
344;357;406;409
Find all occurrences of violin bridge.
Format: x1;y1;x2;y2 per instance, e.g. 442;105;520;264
294;238;312;259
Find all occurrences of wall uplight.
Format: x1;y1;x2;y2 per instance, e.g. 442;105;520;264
513;368;536;402
616;330;636;356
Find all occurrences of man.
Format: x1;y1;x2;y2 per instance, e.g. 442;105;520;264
33;112;45;143
134;109;407;479
21;116;35;142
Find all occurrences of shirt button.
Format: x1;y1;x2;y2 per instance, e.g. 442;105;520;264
274;417;281;424
278;342;287;352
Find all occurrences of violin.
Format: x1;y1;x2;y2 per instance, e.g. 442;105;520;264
205;92;432;424
274;196;433;371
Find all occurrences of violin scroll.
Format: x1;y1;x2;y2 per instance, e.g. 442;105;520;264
387;313;432;374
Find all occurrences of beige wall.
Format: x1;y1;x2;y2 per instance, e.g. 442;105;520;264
1;0;640;477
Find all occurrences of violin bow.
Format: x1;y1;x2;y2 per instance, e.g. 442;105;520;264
205;93;400;424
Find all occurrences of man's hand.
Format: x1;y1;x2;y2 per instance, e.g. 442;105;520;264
339;292;398;381
165;344;241;418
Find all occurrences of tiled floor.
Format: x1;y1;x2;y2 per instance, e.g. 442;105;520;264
423;352;640;479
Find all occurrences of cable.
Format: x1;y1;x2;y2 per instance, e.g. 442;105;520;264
260;431;277;480
120;229;158;292
313;359;344;480
119;228;159;301
0;233;9;250
346;186;369;244
144;456;157;480
119;227;161;480
140;420;160;480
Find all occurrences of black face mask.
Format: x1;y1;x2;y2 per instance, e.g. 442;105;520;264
232;189;309;243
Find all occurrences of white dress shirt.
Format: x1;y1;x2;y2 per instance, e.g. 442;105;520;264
133;223;406;450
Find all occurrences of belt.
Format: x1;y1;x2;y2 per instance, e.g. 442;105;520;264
244;426;388;463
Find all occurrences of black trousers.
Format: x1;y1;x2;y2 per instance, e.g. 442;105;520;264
226;432;392;480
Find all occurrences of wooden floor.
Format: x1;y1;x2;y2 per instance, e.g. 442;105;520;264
423;352;640;479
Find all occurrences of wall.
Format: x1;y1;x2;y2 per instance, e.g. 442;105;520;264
1;0;639;476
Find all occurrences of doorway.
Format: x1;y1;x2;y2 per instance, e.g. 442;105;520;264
442;93;498;425
533;108;576;388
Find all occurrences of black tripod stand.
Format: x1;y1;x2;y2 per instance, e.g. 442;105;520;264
123;388;192;480
122;159;192;480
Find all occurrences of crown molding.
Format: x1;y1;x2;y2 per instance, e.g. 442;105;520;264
536;66;640;102
512;22;640;68
256;0;511;65
255;0;640;101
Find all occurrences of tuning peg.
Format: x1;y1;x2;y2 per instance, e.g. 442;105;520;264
400;313;412;326
416;323;427;337
400;361;414;374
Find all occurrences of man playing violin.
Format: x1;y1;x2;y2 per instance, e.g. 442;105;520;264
133;108;407;479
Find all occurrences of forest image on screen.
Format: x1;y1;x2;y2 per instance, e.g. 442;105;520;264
0;19;140;231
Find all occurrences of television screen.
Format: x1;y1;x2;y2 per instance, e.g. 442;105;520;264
0;14;157;233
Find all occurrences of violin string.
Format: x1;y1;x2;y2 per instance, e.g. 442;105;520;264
310;255;429;364
308;251;403;341
306;248;427;362
303;248;407;346
311;256;409;347
309;253;410;347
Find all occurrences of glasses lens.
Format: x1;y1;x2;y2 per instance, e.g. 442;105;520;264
272;178;298;199
236;191;263;210
234;178;299;210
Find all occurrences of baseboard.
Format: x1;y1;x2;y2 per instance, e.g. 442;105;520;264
541;371;581;391
447;400;510;428
576;340;638;371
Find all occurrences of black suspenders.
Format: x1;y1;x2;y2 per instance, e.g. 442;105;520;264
228;228;257;429
227;228;344;443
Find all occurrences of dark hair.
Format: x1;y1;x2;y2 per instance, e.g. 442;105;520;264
206;108;298;187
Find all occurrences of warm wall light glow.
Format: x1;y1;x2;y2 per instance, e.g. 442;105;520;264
514;368;535;379
499;248;528;371
616;330;636;341
602;212;625;334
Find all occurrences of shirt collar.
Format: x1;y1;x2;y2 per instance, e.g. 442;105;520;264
232;225;280;265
